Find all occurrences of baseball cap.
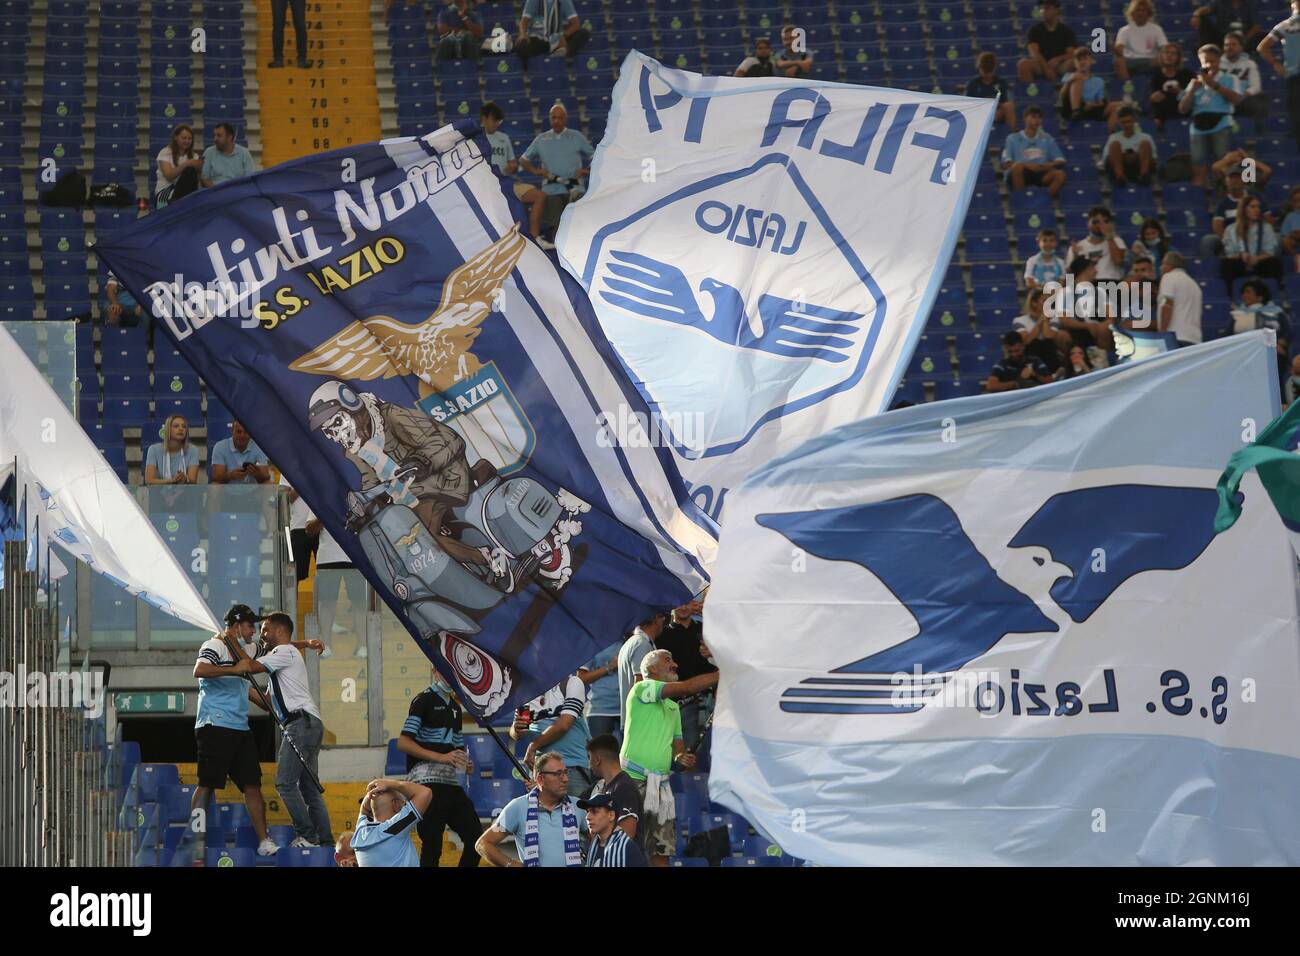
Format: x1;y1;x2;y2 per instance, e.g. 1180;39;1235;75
224;604;263;625
577;792;616;812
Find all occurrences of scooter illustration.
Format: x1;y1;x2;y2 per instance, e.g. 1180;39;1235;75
345;461;572;638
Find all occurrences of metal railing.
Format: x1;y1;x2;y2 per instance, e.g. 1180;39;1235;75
0;540;128;866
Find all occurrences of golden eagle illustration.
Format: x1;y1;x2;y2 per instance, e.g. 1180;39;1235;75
289;224;528;395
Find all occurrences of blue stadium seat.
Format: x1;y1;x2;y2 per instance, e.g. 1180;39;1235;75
207;848;256;867
214;802;250;835
722;855;782;867
133;763;180;804
470;776;524;818
385;738;405;775
668;856;707;867
276;846;335;867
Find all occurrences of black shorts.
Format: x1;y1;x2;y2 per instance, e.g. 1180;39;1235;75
196;725;261;790
1019;168;1050;187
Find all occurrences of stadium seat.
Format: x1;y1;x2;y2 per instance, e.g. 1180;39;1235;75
207;848;256;867
668;856;707;867
722;855;782;866
276;846;336;867
385;738;406;775
133;763;180;804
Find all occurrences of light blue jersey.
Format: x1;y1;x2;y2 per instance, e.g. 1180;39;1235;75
201;143;255;186
1000;130;1064;167
493;792;589;867
1184;73;1241;136
194;637;249;731
522;128;593;195
583;643;622;718
145;441;199;480
1268;14;1300;77
521;0;578;42
485;130;515;175
211;436;268;483
352;802;421;867
524;675;591;770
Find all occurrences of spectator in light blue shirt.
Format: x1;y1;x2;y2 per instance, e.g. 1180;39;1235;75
1257;0;1300;152
1104;107;1156;186
144;414;200;485
1000;106;1067;197
520;104;594;197
516;0;590;66
1178;44;1243;186
580;641;622;740
1058;50;1120;129
201;122;257;188
210;420;271;484
477;752;589;867
352;779;430;867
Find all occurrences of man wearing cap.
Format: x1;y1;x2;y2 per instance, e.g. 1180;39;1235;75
579;791;647;867
235;611;334;849
191;604;277;857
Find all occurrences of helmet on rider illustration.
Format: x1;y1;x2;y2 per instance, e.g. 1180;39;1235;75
308;381;366;451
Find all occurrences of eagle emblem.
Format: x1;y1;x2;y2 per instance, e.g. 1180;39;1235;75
290;224;527;394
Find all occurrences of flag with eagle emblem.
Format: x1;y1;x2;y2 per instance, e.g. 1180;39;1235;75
94;121;716;720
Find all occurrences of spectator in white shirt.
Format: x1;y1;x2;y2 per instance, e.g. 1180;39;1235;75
1221;31;1268;134
155;123;203;207
279;474;319;584
1114;0;1168;80
243;611;333;848
1157;252;1204;346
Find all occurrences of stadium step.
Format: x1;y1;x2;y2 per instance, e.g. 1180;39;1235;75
254;0;382;166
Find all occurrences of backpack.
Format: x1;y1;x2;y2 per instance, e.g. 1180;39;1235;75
40;170;87;208
683;825;731;866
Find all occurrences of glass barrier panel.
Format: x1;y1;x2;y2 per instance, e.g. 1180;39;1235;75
310;567;370;746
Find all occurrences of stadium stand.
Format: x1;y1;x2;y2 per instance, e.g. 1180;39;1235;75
7;0;1297;869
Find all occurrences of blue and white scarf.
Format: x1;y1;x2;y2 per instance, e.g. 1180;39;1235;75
522;788;583;868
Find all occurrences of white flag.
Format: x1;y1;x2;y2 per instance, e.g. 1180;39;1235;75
558;51;995;519
0;324;221;633
706;333;1300;865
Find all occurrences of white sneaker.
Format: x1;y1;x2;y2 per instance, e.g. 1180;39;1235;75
288;836;316;848
536;237;556;250
257;837;278;856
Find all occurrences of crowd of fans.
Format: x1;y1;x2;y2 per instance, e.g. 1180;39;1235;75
342;598;717;868
957;0;1300;400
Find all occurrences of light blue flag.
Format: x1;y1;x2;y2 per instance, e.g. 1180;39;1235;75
706;332;1300;865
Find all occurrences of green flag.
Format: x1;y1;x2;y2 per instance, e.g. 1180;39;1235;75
1216;401;1300;556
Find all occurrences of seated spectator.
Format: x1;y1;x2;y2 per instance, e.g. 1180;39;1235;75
966;52;1017;130
1221;194;1283;291
437;0;482;61
1059;49;1124;129
1256;1;1300;152
735;37;777;77
1069;206;1128;282
144;414;200;485
1104;106;1156;185
1017;0;1078;84
1115;0;1167;80
1178;44;1244;187
579;792;647;867
1157;251;1204;345
201;122;257;188
1278;184;1300;260
103;270;146;328
1056;257;1118;352
621;648;719;866
1210;146;1271;187
334;831;356;867
1131;217;1173;266
1024;227;1067;291
1149;42;1195;131
1230;280;1290;388
1000;106;1067;197
987;330;1054;391
1222;31;1268;134
1193;0;1266;51
516;0;589;67
1201;168;1252;256
1061;343;1095;378
155;123;202;208
397;668;482;868
585;733;642;844
352;778;431;867
775;24;814;78
519;104;593;241
481;103;546;243
210;420;271;484
512;672;594;797
476;751;588;867
1014;288;1070;370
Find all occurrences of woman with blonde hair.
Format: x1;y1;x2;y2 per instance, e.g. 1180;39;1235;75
1115;0;1168;80
1221;195;1282;293
155;123;203;207
144;414;200;484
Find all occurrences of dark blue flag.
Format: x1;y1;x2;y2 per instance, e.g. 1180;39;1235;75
95;123;716;719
